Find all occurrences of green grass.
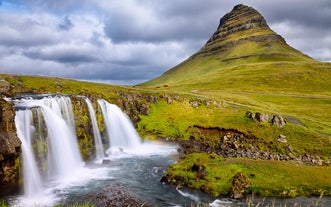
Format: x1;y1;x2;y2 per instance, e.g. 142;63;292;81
138;99;331;157
54;202;95;207
166;153;331;197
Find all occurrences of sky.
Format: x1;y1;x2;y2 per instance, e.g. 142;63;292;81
0;0;330;85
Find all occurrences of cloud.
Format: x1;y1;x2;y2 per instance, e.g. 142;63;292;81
0;0;330;85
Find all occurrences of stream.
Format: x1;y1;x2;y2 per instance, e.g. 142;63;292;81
4;95;331;206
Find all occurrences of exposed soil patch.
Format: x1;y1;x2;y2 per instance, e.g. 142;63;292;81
178;125;329;166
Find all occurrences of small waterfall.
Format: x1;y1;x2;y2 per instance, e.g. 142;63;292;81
84;98;105;161
97;99;141;156
15;110;44;198
41;103;84;178
14;96;84;192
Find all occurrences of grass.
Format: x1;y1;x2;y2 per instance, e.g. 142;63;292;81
138;99;331;157
54;202;95;207
166;153;331;198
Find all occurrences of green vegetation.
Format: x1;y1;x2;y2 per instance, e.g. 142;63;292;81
166;153;331;197
1;5;331;198
138;99;330;157
54;202;95;207
0;200;6;207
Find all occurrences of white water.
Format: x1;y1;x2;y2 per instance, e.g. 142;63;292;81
84;98;105;161
13;96;85;206
14;110;44;198
97;99;141;156
11;96;211;206
41;104;84;178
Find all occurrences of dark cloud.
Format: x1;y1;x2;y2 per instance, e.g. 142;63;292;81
103;1;229;43
23;47;99;64
0;0;330;84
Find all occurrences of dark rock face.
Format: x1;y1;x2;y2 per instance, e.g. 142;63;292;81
209;4;270;42
194;4;286;58
0;98;21;195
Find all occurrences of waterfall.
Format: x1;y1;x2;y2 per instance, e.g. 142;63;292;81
97;99;141;156
84;98;105;161
41;103;84;178
12;95;149;205
15;110;44;198
14;96;84;186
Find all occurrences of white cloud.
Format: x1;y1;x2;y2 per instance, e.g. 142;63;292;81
0;0;330;85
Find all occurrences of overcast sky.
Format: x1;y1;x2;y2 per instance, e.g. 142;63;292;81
0;0;330;85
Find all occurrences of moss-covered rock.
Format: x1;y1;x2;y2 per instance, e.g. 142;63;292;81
71;96;95;161
0;98;21;195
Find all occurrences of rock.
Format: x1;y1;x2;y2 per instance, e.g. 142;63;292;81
255;113;270;122
287;144;293;152
196;170;207;180
86;183;147;207
160;175;170;184
191;161;205;172
230;172;250;199
272;115;286;127
246;111;255;119
166;96;172;104
0;98;21;192
0;80;10;94
222;135;228;142
277;134;287;143
146;95;158;103
189;101;199;108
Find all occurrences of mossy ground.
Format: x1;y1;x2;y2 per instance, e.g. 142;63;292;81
138;99;330;157
166;153;331;197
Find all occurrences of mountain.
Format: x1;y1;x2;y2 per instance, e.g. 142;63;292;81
140;4;331;95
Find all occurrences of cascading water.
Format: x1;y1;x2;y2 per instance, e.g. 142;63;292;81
15;110;44;198
41;103;84;178
84;98;105;161
13;95;85;205
97;99;141;156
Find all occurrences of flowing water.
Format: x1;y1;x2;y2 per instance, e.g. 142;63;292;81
97;99;141;156
6;95;331;207
84;98;105;162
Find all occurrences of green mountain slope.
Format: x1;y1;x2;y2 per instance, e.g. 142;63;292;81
140;4;331;95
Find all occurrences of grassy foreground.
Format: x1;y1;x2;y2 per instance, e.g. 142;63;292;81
165;153;331;198
1;74;331;198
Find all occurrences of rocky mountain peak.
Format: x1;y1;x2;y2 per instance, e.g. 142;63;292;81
207;4;275;44
195;4;286;57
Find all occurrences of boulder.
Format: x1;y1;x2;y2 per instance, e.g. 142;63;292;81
272;115;286;127
246;111;256;119
277;134;287;143
189;101;199;108
255;113;270;122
